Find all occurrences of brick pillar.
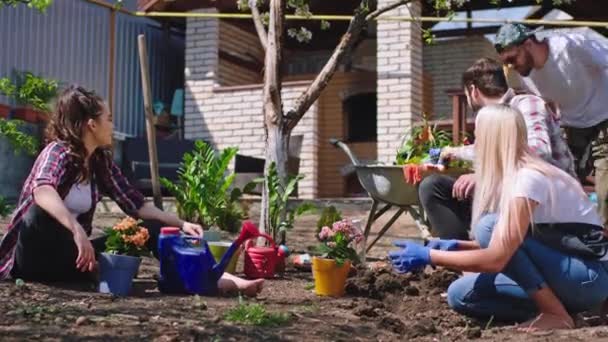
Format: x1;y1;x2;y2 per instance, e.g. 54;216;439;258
184;8;219;140
376;0;423;163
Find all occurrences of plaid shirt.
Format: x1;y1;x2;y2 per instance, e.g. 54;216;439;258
0;141;145;279
452;89;576;176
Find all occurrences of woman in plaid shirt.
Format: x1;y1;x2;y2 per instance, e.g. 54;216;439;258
0;86;263;296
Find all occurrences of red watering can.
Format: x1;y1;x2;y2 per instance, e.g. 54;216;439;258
243;232;287;279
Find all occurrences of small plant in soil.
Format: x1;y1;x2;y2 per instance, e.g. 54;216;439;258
224;297;290;327
251;161;316;244
316;219;363;266
12;303;58;317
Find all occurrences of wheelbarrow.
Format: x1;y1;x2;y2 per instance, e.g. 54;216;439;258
330;139;467;259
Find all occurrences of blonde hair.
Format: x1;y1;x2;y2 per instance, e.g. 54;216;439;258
472;104;585;244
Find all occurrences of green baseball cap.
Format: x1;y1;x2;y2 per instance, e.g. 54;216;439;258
494;23;542;53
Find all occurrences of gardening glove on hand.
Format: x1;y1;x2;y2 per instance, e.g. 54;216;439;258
389;241;431;274
393;239;458;251
426;239;459;251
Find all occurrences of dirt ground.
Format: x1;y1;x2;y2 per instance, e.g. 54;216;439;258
2;203;608;341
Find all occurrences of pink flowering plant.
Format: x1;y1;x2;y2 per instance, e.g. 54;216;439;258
316;219;363;266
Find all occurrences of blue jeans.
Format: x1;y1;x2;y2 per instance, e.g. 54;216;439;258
447;214;608;322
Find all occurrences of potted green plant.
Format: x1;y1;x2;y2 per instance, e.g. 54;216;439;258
255;162;316;245
313;219;362;297
99;217;150;297
0;71;58;123
248;162;315;273
161;140;248;233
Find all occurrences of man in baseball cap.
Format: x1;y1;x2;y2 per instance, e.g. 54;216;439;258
494;23;608;226
494;23;542;76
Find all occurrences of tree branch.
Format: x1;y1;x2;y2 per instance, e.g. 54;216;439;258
366;0;411;20
249;0;268;51
263;0;284;125
286;0;412;130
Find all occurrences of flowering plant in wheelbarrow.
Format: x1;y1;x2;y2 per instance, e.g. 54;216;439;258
312;219;363;297
396;113;472;184
99;217;150;296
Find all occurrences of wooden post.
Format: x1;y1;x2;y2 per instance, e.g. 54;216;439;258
137;35;164;210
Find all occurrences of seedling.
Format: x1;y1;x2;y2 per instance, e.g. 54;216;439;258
224;297;289;327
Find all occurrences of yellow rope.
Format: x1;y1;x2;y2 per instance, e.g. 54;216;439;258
134;11;608;28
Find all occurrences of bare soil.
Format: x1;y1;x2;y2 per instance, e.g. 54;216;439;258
2;206;608;341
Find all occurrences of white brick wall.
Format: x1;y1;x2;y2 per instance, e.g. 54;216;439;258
184;9;318;198
423;35;498;119
376;0;423;164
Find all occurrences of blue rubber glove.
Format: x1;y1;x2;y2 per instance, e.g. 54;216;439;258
393;239;459;251
426;239;459;251
389;241;431;274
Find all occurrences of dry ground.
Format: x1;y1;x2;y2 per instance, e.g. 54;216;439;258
1;201;608;341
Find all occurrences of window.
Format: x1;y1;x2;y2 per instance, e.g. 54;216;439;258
344;93;377;142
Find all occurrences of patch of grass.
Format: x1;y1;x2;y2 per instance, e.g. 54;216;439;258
14;303;57;317
304;283;315;291
224;299;290;327
298;303;320;314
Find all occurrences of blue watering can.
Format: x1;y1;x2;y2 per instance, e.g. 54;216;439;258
157;221;260;295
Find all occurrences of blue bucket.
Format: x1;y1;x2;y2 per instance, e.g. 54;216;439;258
98;253;142;297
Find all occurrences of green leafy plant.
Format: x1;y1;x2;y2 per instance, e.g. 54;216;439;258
251;162;316;244
0;71;58;113
0;0;53;12
0;196;13;218
160;140;247;232
396;113;453;165
0;119;38;156
316;219;362;266
396;113;473;169
316;206;342;236
224;297;290;327
104;217;150;257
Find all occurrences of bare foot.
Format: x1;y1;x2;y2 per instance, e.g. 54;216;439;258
516;313;574;332
239;278;264;297
218;273;264;297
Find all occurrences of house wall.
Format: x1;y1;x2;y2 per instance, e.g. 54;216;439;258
315;72;377;198
184;9;318;199
217;21;263;86
376;0;423;164
423;35;498;119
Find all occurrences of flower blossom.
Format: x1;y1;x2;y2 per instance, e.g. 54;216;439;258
318;226;332;240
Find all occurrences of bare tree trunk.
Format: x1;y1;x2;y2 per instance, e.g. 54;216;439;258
255;0;413;243
259;0;285;237
262;125;290;241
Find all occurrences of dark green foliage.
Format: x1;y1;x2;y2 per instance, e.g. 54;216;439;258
160;141;246;232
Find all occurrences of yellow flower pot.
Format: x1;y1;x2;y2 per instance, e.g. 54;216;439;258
312;257;351;297
208;241;240;274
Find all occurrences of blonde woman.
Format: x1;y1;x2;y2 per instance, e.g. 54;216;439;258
390;104;608;331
